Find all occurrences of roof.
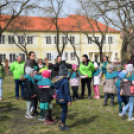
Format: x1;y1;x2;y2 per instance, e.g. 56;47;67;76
0;14;120;33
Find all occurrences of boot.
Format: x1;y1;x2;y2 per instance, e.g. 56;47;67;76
111;101;114;106
103;100;107;106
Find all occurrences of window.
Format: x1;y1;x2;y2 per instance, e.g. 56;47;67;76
54;37;60;44
108;37;113;44
70;52;75;60
0;35;5;44
9;54;16;62
115;53;118;57
8;36;15;44
27;36;33;44
95;37;99;42
65;53;68;60
62;37;67;44
46;37;51;44
0;54;6;63
19;53;25;61
46;53;51;60
88;37;92;44
70;37;75;44
18;36;25;44
103;37;106;44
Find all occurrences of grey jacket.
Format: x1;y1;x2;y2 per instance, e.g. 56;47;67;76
101;77;118;94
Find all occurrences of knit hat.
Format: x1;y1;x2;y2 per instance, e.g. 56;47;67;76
119;70;127;78
94;62;98;68
42;70;51;78
25;67;34;75
58;61;68;76
124;64;128;69
126;64;134;72
108;64;115;71
82;54;88;59
72;64;77;69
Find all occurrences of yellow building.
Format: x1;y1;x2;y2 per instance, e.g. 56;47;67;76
0;14;121;65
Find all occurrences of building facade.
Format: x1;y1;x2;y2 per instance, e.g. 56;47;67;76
0;15;121;65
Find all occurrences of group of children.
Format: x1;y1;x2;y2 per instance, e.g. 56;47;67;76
21;61;134;132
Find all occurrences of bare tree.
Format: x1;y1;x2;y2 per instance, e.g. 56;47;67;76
38;0;81;64
0;0;32;36
92;0;134;64
76;0;110;63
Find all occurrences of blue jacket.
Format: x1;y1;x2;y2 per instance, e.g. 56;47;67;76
53;76;71;104
116;71;127;102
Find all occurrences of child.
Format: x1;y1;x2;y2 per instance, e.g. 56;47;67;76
101;64;118;106
23;67;36;119
52;61;71;131
35;70;56;124
115;69;127;116
68;64;80;101
120;64;134;121
93;63;102;99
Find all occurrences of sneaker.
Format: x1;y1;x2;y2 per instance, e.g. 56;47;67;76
119;113;122;117
38;117;45;121
33;111;39;115
96;96;100;99
25;114;35;119
44;120;54;125
31;107;34;112
128;117;134;121
111;102;114;107
16;97;19;100
59;124;70;131
88;96;91;100
103;101;107;106
50;118;57;123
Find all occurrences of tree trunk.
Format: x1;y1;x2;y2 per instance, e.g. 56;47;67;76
99;47;103;64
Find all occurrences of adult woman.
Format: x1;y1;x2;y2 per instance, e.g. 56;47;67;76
79;54;95;99
0;59;5;101
24;51;39;72
101;56;110;78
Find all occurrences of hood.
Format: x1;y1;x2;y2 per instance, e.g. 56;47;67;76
52;76;67;89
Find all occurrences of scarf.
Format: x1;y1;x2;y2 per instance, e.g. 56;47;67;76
93;69;101;76
101;61;108;74
38;64;44;69
105;71;117;79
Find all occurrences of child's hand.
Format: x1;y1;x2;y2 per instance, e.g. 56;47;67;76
124;79;128;82
68;102;71;106
31;95;36;98
120;91;123;96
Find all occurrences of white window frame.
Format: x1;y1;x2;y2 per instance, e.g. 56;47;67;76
46;53;51;60
9;54;16;62
0;54;6;63
8;36;15;44
65;52;68;60
18;36;25;44
54;37;60;44
46;36;51;44
62;37;67;44
19;53;25;61
0;35;5;44
70;52;75;60
70;36;75;44
27;36;33;44
108;37;113;44
88;37;92;44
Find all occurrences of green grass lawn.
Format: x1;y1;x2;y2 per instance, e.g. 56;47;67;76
0;76;134;134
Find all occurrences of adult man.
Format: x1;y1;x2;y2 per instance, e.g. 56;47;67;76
10;55;25;99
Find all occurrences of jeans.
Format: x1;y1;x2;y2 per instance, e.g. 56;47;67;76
81;78;92;97
60;103;68;124
0;78;3;97
93;85;100;96
118;101;127;113
122;97;134;118
71;86;79;99
104;93;114;102
14;80;24;98
26;100;33;115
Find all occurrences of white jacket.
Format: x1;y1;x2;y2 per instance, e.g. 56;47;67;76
93;73;102;85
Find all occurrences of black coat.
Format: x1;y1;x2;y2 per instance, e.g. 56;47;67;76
24;78;34;100
38;87;55;103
